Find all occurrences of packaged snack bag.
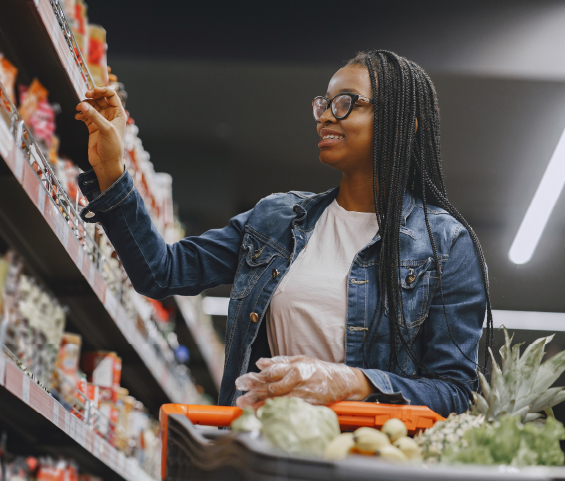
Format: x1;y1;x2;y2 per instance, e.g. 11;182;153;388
18;79;48;124
87;25;108;87
19;81;56;149
0;54;18;103
72;0;88;58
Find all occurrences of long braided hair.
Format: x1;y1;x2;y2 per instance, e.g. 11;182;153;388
346;50;493;380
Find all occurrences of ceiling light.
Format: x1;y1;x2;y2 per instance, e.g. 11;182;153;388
509;125;565;264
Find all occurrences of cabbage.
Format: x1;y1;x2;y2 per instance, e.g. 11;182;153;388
231;407;262;432
257;397;340;457
443;414;565;466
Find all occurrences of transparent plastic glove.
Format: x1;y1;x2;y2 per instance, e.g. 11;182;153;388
235;355;365;409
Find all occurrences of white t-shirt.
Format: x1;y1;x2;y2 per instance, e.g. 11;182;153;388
266;199;379;363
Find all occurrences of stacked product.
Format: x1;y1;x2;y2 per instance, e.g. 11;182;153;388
0;251;65;389
2;450;103;481
0;249;162;477
0;57;199;394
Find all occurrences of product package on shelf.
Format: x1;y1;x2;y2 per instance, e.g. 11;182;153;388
1;444;104;481
0;251;65;389
18;79;58;153
87;24;109;87
0;25;211;407
0;54;17;104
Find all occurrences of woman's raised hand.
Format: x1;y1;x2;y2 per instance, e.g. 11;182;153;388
235;355;369;409
75;86;126;192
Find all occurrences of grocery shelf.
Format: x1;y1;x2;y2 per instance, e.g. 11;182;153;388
0;90;201;414
174;296;224;393
0;0;93;169
0;350;156;481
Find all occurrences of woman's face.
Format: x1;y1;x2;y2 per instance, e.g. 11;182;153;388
316;64;374;174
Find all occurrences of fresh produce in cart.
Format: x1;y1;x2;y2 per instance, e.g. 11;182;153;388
416;327;565;466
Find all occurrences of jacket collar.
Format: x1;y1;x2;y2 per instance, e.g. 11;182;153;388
292;187;416;231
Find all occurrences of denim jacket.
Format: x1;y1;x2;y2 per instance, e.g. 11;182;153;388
78;168;486;417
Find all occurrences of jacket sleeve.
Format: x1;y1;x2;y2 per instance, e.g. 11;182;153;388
360;226;486;417
78;168;250;299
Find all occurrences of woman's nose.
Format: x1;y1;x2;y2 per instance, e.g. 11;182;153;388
319;106;337;124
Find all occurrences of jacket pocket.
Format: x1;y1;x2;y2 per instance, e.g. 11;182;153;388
230;233;280;299
385;257;436;329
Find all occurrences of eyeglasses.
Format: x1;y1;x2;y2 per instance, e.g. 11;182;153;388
312;92;374;121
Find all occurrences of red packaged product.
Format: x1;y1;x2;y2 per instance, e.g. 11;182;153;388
18;79;48;124
77;378;100;407
81;351;121;402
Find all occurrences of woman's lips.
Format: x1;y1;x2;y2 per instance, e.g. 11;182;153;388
318;137;344;148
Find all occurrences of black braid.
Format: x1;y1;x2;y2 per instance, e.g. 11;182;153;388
346;50;494;384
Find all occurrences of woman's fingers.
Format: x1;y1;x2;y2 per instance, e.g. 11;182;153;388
85;86;122;107
76;103;111;133
236;391;264;409
266;369;301;397
256;355;310;370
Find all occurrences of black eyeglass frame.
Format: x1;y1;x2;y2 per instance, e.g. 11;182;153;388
312;92;374;121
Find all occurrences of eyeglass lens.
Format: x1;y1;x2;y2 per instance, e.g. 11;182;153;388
313;94;353;121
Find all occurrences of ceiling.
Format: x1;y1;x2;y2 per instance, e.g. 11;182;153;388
85;0;565;314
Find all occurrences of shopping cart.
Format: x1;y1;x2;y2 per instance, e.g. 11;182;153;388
160;402;563;481
159;402;451;481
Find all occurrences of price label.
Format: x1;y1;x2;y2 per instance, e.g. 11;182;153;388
0;120;11;159
70;415;76;439
78;422;85;446
52;8;59;34
104;291;117;318
37;184;45;215
88;265;95;287
77;248;83;271
93;435;100;458
14;150;24;182
55;215;69;249
22;375;30;404
0;353;5;387
52;402;59;426
64;411;70;433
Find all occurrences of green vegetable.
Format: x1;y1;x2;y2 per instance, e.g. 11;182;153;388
257;397;340;457
443;414;565;466
231;407;262;432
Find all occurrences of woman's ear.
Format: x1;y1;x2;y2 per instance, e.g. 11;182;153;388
415;117;418;133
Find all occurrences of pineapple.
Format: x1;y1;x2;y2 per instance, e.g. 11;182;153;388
417;327;565;462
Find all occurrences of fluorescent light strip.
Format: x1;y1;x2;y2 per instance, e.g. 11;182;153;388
202;296;230;316
509;125;565;264
202;298;565;333
488;310;565;332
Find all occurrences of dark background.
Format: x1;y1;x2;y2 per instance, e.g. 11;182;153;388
86;0;565;315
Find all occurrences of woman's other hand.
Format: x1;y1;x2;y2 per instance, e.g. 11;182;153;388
75;86;126;192
235;355;375;409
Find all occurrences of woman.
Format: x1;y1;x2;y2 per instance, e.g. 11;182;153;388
75;50;492;417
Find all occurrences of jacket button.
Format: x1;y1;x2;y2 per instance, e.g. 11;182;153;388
293;205;299;213
272;268;280;279
250;312;259;323
84;211;95;219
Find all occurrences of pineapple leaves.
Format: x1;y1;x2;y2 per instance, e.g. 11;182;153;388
470;327;565;420
532;350;565;393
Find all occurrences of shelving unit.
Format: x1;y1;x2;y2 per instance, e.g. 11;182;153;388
0;350;154;481
0;0;226;478
0;95;196;411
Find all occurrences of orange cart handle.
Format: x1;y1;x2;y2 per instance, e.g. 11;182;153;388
161;401;444;432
